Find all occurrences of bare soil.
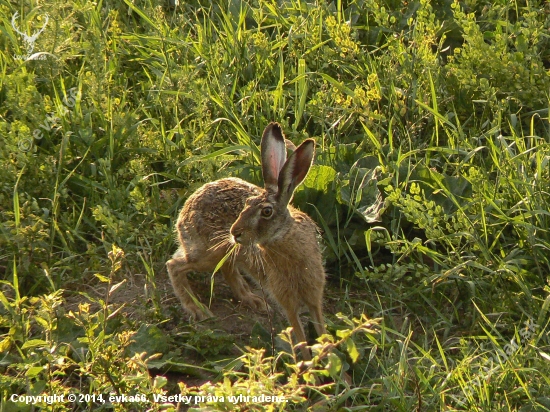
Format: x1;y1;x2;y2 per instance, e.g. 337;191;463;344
67;264;350;389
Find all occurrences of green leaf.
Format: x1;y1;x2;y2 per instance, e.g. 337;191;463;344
0;338;11;353
25;366;44;378
153;376;168;389
94;274;110;283
21;339;48;349
302;165;337;192
122;0;158;30
34;316;49;329
339;159;384;223
346;338;360;363
336;329;352;339
326;352;342;377
294;165;339;225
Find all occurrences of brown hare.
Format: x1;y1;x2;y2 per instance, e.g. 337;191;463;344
166;122;326;360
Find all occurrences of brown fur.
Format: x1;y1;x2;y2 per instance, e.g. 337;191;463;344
166;123;326;360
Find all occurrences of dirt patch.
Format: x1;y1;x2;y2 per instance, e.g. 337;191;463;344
63;262;352;390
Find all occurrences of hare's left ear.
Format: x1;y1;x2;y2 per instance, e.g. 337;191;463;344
261;123;287;194
276;139;314;206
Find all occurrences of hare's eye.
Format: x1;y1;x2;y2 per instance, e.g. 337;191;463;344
261;206;273;218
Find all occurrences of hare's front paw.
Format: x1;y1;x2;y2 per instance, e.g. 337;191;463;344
241;293;270;313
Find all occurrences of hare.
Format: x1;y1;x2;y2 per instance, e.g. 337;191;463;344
166;123;326;359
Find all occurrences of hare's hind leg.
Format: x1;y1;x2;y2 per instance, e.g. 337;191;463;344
284;307;311;361
166;249;213;320
307;302;326;337
221;265;267;312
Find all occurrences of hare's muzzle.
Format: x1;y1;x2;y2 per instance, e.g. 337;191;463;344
230;227;244;244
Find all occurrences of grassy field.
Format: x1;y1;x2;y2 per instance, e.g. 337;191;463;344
1;0;550;410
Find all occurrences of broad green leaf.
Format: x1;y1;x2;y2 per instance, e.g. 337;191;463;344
0;338;11;352
346;338;360;363
326;352;342;377
25;366;44;378
294;165;339;226
21;339;48;349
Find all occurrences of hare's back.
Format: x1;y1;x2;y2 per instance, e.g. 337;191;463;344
178;178;261;234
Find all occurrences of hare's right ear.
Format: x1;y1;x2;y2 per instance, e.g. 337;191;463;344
261;123;287;193
276;138;314;207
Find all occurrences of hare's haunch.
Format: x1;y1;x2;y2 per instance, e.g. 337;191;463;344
166;123;326;359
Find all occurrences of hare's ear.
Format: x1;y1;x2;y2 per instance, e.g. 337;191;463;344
276;139;315;206
284;139;297;152
261;123;287;193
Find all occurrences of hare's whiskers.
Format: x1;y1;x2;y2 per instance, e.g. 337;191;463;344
229;244;240;267
208;234;231;252
209;230;229;243
264;245;291;266
250;246;262;269
246;246;266;282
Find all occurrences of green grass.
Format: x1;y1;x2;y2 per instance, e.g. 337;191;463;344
1;0;550;410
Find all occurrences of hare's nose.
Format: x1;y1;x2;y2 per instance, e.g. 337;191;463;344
231;228;243;243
